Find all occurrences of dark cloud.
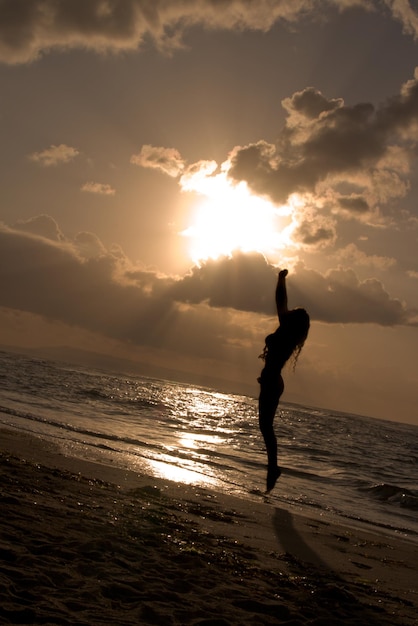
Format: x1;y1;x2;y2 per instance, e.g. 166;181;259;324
173;254;415;326
376;67;418;133
294;220;336;246
289;265;413;326
282;86;343;120
1;1;416;65
228;70;418;204
338;195;369;214
0;221;415;358
301;102;380;169
171;252;278;314
0;0;314;64
0;224;173;346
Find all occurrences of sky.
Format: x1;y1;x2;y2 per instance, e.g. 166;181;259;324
0;0;417;425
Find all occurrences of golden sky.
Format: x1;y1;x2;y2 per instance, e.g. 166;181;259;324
0;0;417;424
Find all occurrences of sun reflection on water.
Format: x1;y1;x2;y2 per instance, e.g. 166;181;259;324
146;458;219;487
125;383;253;490
185;391;228;415
178;432;226;450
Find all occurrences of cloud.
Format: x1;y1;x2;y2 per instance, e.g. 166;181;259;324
282;86;344;127
0;0;309;64
0;220;415;350
388;0;418;39
172;253;415;325
336;243;397;270
0;0;415;65
228;70;418;206
132;68;417;256
336;243;397;272
171;252;278;314
73;231;107;259
0;221;172;346
81;181;116;195
28;143;79;166
131;71;418;259
131;145;185;177
293;217;336;247
290;264;414;325
180;159;219;190
337;195;370;214
12;214;65;241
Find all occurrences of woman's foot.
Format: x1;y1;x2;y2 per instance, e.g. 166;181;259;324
266;465;281;492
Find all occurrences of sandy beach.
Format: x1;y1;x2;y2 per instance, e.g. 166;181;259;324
1;428;416;625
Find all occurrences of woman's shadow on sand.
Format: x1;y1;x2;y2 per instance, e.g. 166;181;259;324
273;506;328;570
272;506;389;625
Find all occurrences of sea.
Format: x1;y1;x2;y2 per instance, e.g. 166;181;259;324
0;349;417;542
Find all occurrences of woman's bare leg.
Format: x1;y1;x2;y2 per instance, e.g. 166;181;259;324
258;384;283;491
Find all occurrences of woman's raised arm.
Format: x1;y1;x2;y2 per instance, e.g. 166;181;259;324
276;269;288;322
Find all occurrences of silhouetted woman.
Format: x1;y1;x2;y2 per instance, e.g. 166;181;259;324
258;269;310;492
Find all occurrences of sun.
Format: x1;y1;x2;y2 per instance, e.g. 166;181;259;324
180;169;297;264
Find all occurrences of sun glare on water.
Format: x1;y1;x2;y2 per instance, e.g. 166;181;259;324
180;170;297;264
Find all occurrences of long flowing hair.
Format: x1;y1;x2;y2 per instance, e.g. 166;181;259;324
259;308;310;370
286;308;310;370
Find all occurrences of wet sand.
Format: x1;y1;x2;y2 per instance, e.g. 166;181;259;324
1;428;416;625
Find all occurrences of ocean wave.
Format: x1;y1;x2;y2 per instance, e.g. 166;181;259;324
361;483;418;510
0;404;150;450
2;349;418;539
77;387;165;411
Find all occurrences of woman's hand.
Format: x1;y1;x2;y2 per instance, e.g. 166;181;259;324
279;269;288;279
